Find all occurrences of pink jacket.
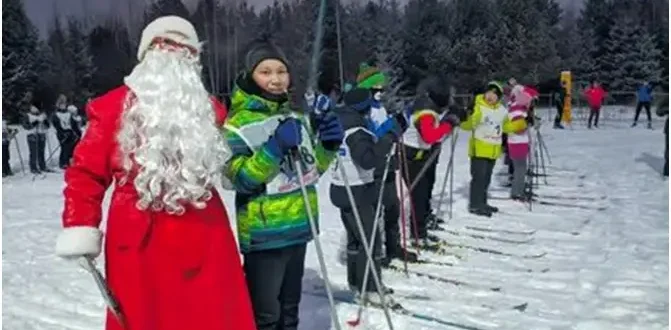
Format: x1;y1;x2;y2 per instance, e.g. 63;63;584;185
506;86;537;160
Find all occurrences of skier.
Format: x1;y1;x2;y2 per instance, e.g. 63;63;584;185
461;81;528;217
330;83;405;304
553;80;567;129
222;38;343;330
633;81;654;129
656;98;668;176
21;104;52;174
52;94;82;169
503;78;520;185
2;117;17;177
54;16;256;330
401;76;465;247
584;80;607;129
352;62;419;266
506;85;538;201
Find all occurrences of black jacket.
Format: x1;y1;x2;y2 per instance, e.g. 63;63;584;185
337;89;395;173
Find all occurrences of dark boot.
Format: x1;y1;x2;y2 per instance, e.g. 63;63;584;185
469;207;492;217
485;204;499;213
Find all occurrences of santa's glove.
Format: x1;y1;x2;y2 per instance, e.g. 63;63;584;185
55;226;103;259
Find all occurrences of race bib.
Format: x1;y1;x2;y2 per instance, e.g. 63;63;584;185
228;113;321;195
474;108;505;144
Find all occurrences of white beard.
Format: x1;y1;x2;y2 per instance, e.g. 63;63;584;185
117;47;231;215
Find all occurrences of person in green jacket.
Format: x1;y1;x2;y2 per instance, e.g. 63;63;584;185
222;38;344;330
460;81;527;217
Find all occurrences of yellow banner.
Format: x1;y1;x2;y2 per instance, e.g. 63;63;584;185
560;71;572;123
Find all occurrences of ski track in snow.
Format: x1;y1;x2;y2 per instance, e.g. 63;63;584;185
2;124;668;330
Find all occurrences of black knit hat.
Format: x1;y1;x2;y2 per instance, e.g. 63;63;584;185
417;75;451;108
243;37;289;74
486;81;504;99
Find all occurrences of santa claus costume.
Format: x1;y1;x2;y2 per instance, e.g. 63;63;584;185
54;16;256;330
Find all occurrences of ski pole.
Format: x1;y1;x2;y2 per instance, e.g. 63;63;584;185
335;155;395;329
407;146;442;191
536;129;552;165
400;143;421;247
291;152;343;330
434;131;459;220
351;144;395;327
11;134;25;174
79;257;127;329
397;146;409;276
535;129;548;185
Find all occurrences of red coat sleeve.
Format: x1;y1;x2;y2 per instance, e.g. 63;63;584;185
211;96;228;127
417;113;453;145
62;94;117;229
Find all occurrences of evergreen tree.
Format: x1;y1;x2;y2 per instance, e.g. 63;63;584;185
66;18;96;106
574;27;599;87
47;16;75;99
2;0;40;119
578;0;613;59
601;15;661;91
143;0;191;25
89;19;134;97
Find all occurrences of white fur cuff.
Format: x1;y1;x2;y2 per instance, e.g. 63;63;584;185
55;226;103;258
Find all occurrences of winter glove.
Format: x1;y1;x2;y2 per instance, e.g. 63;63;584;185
393;112;409;132
313;94;333;115
304;89;316;109
446;104;468;122
266;118;303;158
316;112;344;151
55;226;103;259
441;113;461;127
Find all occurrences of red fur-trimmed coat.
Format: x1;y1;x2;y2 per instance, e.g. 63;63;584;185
61;85;256;330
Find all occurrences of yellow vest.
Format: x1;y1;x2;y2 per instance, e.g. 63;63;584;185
460;94;527;160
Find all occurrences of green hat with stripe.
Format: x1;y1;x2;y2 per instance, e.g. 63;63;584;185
356;62;387;89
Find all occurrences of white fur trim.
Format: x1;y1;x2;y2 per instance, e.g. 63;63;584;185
137;16;200;61
55;226;103;258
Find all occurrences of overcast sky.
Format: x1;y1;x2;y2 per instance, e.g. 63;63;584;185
25;0;583;35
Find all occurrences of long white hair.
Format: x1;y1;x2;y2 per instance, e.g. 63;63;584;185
118;45;230;215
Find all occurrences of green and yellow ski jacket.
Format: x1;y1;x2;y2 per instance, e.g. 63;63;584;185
460;94;527;160
223;87;336;253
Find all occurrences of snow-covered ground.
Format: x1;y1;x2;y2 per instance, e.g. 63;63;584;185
3;121;669;330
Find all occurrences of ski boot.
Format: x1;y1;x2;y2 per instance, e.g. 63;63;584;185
428;213;445;224
355;290;401;309
411;234;442;252
382;244;419;267
468;206;492;217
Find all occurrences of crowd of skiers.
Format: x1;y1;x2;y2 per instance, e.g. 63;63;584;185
45;15;670;330
2;93;84;177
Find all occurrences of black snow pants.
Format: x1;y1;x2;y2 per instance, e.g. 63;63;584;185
469;157;496;209
401;145;435;239
634;101;652;124
27;133;46;173
57;130;78;168
243;243;307;330
330;183;383;293
374;171;402;257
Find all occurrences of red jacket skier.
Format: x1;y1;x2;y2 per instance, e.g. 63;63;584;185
54;16;256;330
584;80;607;128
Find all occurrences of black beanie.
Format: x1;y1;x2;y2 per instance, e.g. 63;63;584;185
243;37;289;74
486;81;504;99
417;75;451;108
